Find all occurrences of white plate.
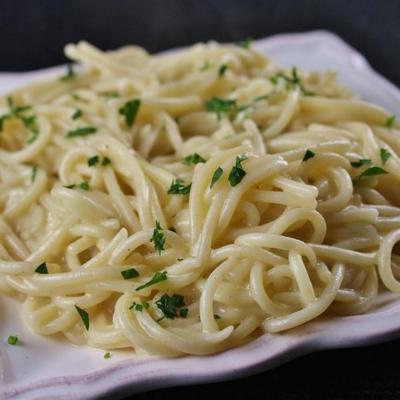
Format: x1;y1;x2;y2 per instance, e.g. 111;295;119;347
1;30;400;400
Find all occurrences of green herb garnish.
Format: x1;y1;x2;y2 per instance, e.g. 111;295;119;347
35;262;48;274
121;268;139;280
204;97;237;120
104;352;111;359
182;153;206;165
380;148;391;165
357;166;388;180
200;61;211;71
269;67;315;96
385;115;395;128
218;64;228;77
129;301;149;311
87;155;99;167
150;221;165;255
26;130;39;144
168;179;191;195
72;109;82;120
60;64;76;81
239;38;252;49
303;149;315;162
65;126;97;138
79;181;90;191
75;305;89;330
155;294;185;320
210;167;223;188
7;335;18;345
119;99;141;127
102;157;111;166
351;158;372;168
179;308;188;318
31;165;38;183
253;94;269;102
136;271;168;291
228;155;247;186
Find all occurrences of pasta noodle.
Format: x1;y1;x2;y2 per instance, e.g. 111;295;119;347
0;40;399;356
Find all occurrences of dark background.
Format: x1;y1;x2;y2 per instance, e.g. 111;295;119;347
2;1;400;399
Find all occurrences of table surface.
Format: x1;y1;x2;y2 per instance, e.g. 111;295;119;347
1;1;400;399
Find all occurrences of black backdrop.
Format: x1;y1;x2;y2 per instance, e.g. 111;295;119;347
2;1;400;399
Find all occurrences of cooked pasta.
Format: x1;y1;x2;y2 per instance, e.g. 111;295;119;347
0;40;399;356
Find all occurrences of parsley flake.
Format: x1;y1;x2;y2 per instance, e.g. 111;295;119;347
351;158;372;168
121;268;139;280
87;155;99;167
150;221;166;255
200;61;211;71
385;115;395;128
129;301;149;311
218;64;228;77
204;97;237;120
7;335;18;345
357;166;388;180
75;305;89;330
303;149;315;162
210;167;223;188
380;148;391;165
168;179;191;195
119;99;141;127
182;153;206;165
238;38;252;49
102;157;111;166
35;262;48;274
228;155;247;187
66;126;97;138
31;165;38;183
79;181;90;191
72;109;83;120
136;271;168;291
59;64;76;81
155;294;185;320
104;352;111;359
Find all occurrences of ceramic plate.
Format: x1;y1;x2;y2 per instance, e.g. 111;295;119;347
1;30;400;400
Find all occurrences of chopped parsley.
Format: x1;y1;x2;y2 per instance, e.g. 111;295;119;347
228;155;247;187
104;352;112;359
150;221;165;255
357;166;388;180
210;167;223;188
35;262;48;274
0;97;38;138
119;99;141;127
155;294;185;320
75;305;89;330
380;148;391;165
65;126;97;138
182;153;206;165
31;165;38;183
218;64;228;77
79;181;90;191
136;271;168;291
200;61;211;71
204;97;237;120
59;64;76;81
351;158;371;168
102;157;111;166
168;179;191;195
269;67;315;96
238;38;252;49
303;149;315;162
7;335;18;345
253;94;269;102
121;268;139;280
72;108;83;120
102;91;120;98
87;155;99;167
129;301;150;311
384;115;395;128
179;308;188;318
